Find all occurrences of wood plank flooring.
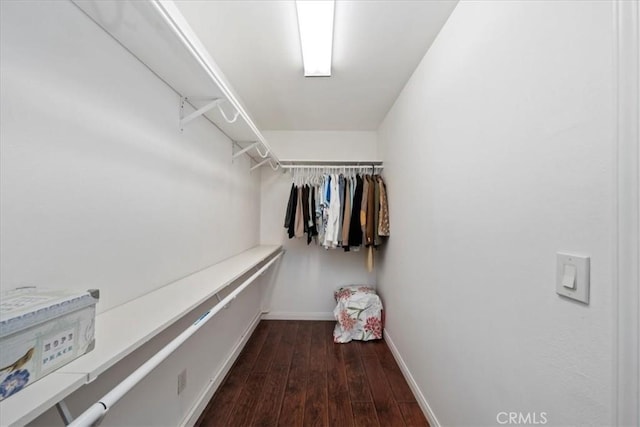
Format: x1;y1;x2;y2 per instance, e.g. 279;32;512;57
196;320;429;427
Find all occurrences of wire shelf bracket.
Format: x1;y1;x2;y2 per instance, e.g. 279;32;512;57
232;142;260;160
179;97;240;131
55;401;74;426
180;97;221;131
250;158;270;172
214;292;230;309
250;158;280;173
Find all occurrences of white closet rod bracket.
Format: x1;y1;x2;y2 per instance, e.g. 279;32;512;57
250;158;280;172
250;158;271;172
268;159;280;171
179;97;241;131
55;400;74;426
214;292;230;309
179;97;222;131
216;101;240;124
255;144;270;159
232;142;260;160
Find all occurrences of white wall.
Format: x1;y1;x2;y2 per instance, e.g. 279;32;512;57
1;0;261;312
260;131;377;317
377;1;615;426
1;1;262;425
263;130;378;161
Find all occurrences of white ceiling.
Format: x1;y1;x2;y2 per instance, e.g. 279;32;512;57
174;0;458;131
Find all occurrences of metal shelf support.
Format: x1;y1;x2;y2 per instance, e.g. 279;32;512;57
250;158;271;172
249;159;280;172
255;144;270;159
55;401;74;426
180;97;222;130
232;142;260;160
180;97;242;131
217;102;240;124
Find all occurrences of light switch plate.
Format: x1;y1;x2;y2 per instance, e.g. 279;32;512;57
556;253;590;304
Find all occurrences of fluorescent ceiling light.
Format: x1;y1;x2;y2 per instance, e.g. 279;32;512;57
296;0;335;77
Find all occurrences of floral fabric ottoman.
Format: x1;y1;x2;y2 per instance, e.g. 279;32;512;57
333;286;383;343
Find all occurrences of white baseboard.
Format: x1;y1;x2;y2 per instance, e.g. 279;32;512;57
180;310;262;427
384;329;440;427
261;311;335;321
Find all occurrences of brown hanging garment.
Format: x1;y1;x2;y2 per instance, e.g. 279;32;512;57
366;175;375;247
367;246;374;272
365;175;376;272
374;176;381;247
378;176;390;236
360;175;369;234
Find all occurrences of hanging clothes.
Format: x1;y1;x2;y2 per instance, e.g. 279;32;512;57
286;184;298;239
282;169;388;273
332;174;341;246
348;174;364;248
341;178;351;250
308;186;318;244
294;186;304;238
336;175;345;245
321;175;330;245
378;176;390;237
301;185;310;241
364;174;376;272
350;175;356;207
316;180;325;243
367;245;374;272
284;183;295;229
324;174;341;248
365;175;375;247
323;175;333;247
374;177;381;247
360;175;369;235
284;182;322;243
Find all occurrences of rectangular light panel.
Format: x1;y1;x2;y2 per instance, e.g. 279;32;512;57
296;0;335;77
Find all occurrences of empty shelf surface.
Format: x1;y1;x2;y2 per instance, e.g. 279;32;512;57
0;244;282;426
59;244;282;380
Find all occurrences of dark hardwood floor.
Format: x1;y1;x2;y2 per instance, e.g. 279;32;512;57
196;320;429;427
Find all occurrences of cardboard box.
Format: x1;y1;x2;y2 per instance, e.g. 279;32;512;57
0;287;99;401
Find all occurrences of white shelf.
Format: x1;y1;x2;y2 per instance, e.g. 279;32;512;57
0;244;282;426
72;0;279;164
0;373;86;427
59;244;282;381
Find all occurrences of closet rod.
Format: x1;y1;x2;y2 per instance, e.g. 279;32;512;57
280;165;384;170
279;160;382;166
65;251;284;427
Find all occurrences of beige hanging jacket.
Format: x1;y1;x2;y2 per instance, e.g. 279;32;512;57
378;176;390;236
